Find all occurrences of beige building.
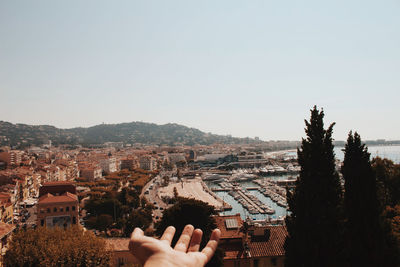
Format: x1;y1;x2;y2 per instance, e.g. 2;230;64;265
0;193;13;224
99;157;118;174
80;166;102;181
139;156;156;171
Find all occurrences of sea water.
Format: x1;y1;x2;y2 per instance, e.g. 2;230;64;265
334;145;400;163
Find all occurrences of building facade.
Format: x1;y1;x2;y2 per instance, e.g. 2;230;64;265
36;182;79;228
139;156;156;171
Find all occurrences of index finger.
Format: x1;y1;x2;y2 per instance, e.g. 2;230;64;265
201;228;221;262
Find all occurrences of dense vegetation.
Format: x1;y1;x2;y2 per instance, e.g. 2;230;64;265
342;132;392;266
285;107;400;267
0;120;261;148
285;106;342;267
82;169;155;237
4;226;111;266
372;157;400;264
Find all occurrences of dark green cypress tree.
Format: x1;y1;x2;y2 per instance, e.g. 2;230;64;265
342;132;385;266
285;106;342;267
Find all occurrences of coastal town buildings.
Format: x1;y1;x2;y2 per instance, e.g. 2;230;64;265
215;214;287;267
0;150;23;167
37;181;79;227
120;157;138;171
139;156;156;171
98;156;118;174
53;159;79;181
0;143;301;266
0;194;13;224
0;222;16;266
79;165;102;181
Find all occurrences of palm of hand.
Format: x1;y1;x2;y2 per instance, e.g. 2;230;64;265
129;225;221;267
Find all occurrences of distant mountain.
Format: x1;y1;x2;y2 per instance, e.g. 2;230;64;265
0;121;262;148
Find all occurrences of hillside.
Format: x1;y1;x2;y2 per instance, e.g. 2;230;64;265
0;121;261;148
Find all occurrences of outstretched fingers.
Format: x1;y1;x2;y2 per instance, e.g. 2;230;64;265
174;224;195;252
200;228;221;262
160;226;176;245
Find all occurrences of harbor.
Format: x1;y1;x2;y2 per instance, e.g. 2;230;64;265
205;172;295;221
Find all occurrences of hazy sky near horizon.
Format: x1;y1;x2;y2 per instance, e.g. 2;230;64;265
1;1;399;141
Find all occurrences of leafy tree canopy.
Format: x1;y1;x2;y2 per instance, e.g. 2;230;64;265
4;226;111;267
372;157;400;206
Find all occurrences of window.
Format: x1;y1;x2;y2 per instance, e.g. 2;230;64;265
60;207;64;212
73;216;76;224
40;209;45;214
47;208;50;213
118;257;125;266
54;207;57;212
72;206;76;211
41;219;44;226
66;206;69;211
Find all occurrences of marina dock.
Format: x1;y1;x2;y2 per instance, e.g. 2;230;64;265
209;178;289;214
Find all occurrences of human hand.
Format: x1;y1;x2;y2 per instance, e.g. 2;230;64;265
129;224;221;267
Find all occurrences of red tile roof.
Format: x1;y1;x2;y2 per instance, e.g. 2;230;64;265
38;191;77;204
43;181;75;186
0;222;15;239
248;225;287;257
39;182;77;196
214;215;287;260
214;214;243;239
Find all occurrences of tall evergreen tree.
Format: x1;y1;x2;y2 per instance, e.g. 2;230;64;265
285;106;342;267
342;131;385;266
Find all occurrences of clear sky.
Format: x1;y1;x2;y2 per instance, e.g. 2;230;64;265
1;1;399;141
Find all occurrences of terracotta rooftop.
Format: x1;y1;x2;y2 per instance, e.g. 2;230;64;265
247;225;287;257
39;181;77;196
0;222;15;239
43;181;75;186
38;191;78;204
214;214;243;239
215;214;288;260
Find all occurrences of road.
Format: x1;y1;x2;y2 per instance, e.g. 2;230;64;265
16;205;37;227
141;174;170;222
